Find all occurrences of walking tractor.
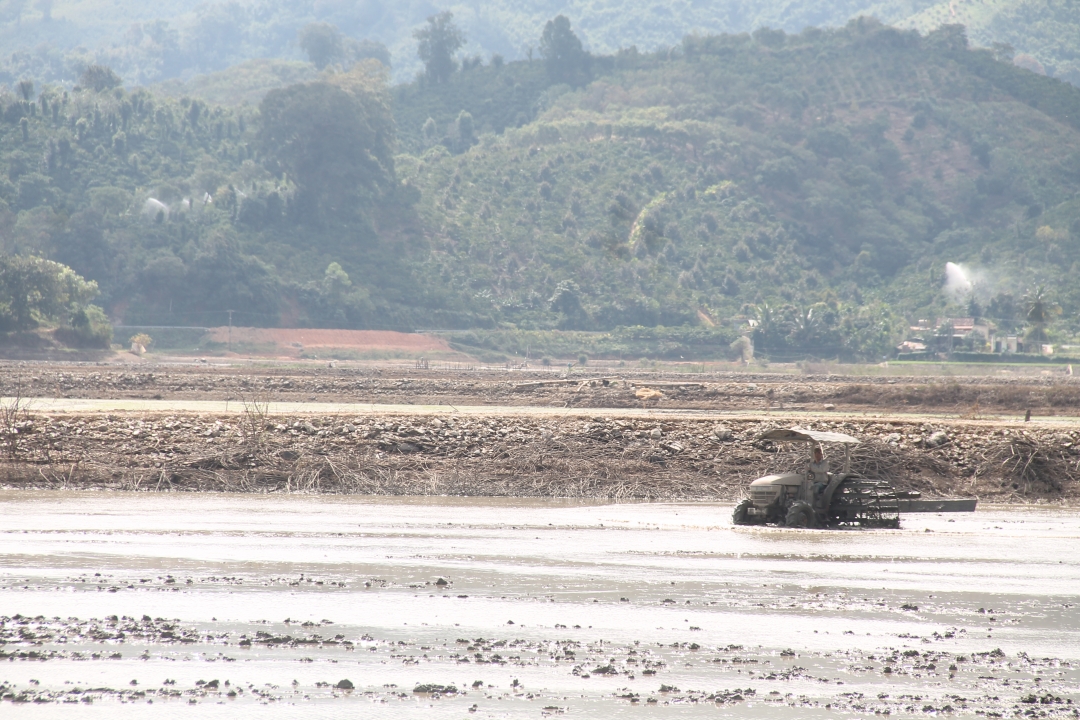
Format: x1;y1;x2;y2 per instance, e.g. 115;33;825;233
732;427;977;529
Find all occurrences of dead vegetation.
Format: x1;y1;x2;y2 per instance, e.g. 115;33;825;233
2;412;1078;503
0;386;32;459
974;435;1080;493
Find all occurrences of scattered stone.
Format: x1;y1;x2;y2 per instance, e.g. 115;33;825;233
926;431;949;447
712;426;733;441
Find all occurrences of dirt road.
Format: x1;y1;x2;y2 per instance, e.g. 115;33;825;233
2;361;1079;414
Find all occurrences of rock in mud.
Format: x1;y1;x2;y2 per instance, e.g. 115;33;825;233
926;430;949;447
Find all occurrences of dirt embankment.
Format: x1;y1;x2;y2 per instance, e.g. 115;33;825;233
2;412;1076;502
201;327;455;355
3;363;1080;414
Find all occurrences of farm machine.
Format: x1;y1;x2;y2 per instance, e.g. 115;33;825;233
732;428;977;529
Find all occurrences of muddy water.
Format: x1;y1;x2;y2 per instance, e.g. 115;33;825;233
0;493;1077;717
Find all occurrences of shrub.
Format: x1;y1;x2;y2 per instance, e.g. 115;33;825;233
55;305;113;349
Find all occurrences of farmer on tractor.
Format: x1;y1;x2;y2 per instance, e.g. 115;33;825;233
732;427;976;529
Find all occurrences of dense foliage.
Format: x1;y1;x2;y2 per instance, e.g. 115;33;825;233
903;0;1080;86
0;254;111;345
0;63;439;331
398;20;1080;358
3;18;1080;360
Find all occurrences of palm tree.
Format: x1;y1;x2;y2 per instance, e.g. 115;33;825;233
751;303;778;355
1023;285;1059;347
786;304;824;348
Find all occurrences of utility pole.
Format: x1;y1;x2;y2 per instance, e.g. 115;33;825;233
227;310;234;351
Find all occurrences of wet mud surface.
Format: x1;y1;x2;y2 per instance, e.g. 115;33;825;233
0;493;1077;717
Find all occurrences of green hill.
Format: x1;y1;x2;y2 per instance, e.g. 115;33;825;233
3;21;1080;359
395;20;1080;357
900;0;1080;86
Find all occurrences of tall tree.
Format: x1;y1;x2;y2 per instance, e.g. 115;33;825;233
298;22;344;70
79;65;122;92
1023;285;1059;346
414;11;464;84
539;15;590;86
751;303;780;356
257;62;395;224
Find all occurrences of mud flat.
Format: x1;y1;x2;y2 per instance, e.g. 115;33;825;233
0;493;1077;716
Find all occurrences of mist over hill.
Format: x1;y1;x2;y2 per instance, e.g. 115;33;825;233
0;0;1077;91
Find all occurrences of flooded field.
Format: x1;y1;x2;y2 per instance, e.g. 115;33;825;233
0;492;1077;717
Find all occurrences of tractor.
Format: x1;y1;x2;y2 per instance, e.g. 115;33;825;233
732;427;977;529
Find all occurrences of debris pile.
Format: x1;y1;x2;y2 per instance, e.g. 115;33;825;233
2;413;1077;501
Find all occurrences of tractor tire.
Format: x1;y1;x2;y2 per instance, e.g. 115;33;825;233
784;501;816;528
732;499;754;525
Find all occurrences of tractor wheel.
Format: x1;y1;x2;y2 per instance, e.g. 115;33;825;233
784;501;816;528
732;499;754;525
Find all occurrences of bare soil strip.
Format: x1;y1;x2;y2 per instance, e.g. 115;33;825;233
3;363;1080;413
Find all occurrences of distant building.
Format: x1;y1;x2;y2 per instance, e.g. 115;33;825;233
991;335;1024;354
900;317;992;355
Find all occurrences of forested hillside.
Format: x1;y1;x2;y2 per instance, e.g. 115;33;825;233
1;0;1077;92
0;61;450;332
397;20;1080;358
901;0;1080;86
3;19;1080;359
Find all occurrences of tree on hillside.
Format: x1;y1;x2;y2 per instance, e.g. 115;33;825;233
539;15;590;86
452;110;476;153
351;39;391;68
79;65;122;92
549;279;590;329
414;12;464;84
257;63;395;224
299;23;392;70
298;23;391;70
299;22;344;70
323;261;352;303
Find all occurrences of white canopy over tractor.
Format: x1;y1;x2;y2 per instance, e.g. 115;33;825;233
733;426;976;529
